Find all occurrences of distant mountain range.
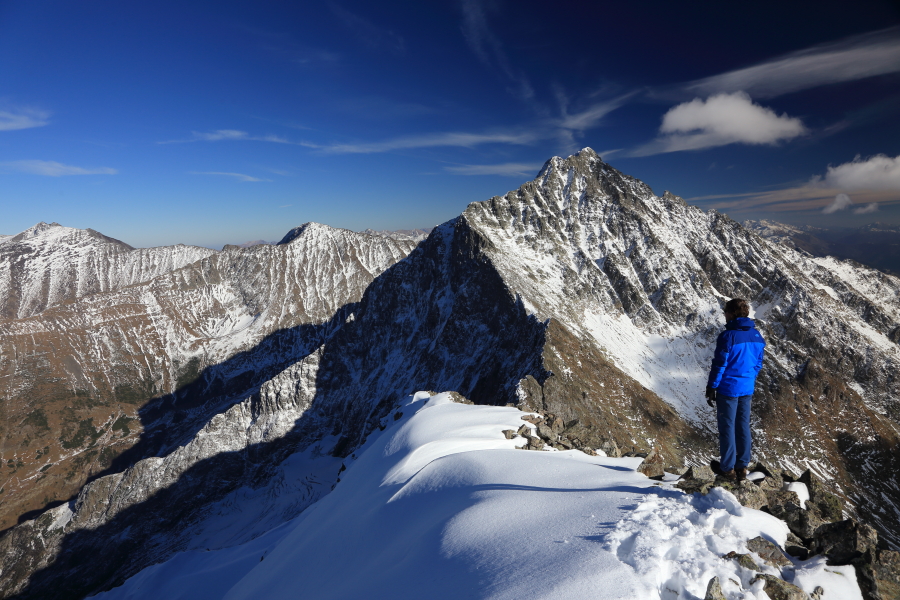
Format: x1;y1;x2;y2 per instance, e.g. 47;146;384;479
744;220;900;276
1;149;898;599
230;228;432;249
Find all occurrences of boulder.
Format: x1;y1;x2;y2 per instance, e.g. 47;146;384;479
785;531;810;560
870;549;900;600
536;421;556;441
502;429;517;440
799;469;844;524
525;436;545;451
520;414;543;425
754;462;785;493
681;464;716;481
446;391;473;404
547;414;564;434
704;576;727;600
766;489;805;538
675;478;714;495
516;424;531;437
715;479;768;510
637;447;665;479
797;509;828;541
746;536;793;568
598;438;621;458
751;574;809;600
813;519;878;565
724;551;762;572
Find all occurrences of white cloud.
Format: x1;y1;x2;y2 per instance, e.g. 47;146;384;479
444;162;543;177
1;160;116;176
318;130;537;154
190;171;271;182
812;154;900;191
631;92;807;156
822;193;854;214
853;202;879;214
192;130;253;142
686;26;900;99
0;107;51;131
160;130;316;146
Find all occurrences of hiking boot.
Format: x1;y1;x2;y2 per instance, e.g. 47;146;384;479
736;467;748;481
719;469;737;482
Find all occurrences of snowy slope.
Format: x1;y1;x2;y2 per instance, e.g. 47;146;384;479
95;392;861;600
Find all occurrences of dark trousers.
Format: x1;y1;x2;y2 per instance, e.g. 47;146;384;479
716;394;752;472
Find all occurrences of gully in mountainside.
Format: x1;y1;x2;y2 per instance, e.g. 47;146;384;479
705;298;767;482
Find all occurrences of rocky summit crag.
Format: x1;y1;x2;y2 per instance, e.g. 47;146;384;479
1;148;899;599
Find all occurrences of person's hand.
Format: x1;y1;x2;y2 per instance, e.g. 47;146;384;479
705;386;717;408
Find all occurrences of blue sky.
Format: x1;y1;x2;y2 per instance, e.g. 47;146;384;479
2;1;900;248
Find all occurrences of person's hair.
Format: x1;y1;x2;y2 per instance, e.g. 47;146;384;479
724;298;750;318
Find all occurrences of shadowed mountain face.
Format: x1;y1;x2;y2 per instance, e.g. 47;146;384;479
0;223;417;533
1;149;899;599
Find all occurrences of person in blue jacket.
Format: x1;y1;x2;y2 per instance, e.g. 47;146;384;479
705;298;766;481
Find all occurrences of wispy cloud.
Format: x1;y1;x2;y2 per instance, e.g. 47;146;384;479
0;160;116;176
688;154;900;215
293;49;340;66
316;92;632;156
685;26;900;99
631;92;807;156
692;186;898;214
329;2;404;53
190;171;271;182
460;0;535;103
160;129;318;146
558;93;636;133
0;106;51;131
317;130;538;154
444;162;544;177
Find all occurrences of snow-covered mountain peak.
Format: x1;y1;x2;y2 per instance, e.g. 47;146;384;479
276;222;315;245
277;221;418;246
6;221;133;250
0;222;215;319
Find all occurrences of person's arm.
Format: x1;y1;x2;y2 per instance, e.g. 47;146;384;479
708;332;731;389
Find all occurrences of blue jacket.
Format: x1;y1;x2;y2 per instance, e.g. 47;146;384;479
708;317;766;397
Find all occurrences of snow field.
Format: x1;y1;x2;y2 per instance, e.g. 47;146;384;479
96;392;861;600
